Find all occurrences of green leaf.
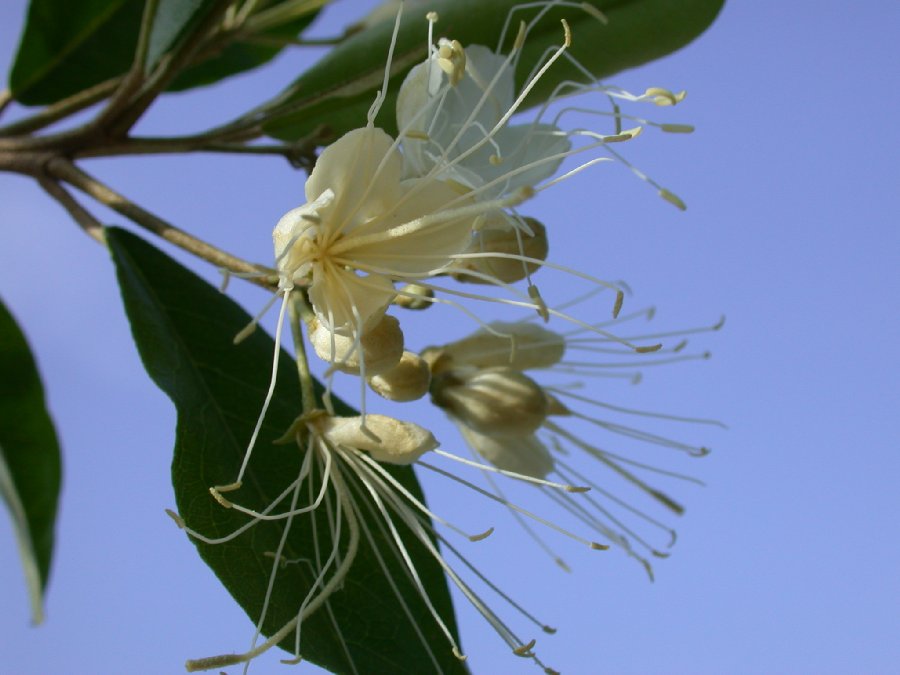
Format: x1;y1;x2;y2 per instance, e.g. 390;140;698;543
167;4;321;92
263;0;725;141
8;0;324;105
0;297;62;625
145;0;219;74
9;0;143;105
107;227;466;674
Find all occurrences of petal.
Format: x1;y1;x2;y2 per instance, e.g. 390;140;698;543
309;264;396;335
272;189;334;281
485;123;572;194
305;127;403;236
339;177;475;276
398;45;514;185
457;424;554;479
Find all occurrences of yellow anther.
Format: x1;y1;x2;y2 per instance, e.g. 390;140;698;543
514;639;537;656
164;509;186;529
635;343;663;354
514;21;527;50
645;87;687;106
659;188;687;210
528;284;550;322
426;11;438;22
437;39;466;86
209;487;234;509
661;123;695;133
489;154;503;165
469;527;495;542
561;19;572;48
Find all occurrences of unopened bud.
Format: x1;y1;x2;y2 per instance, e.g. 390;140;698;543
308;314;404;375
316;414;438;464
393;283;434;310
431;368;549;436
442;322;565;370
451;216;549;284
368;351;431;402
458;424;554;479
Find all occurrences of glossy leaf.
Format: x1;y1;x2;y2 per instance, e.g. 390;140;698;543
108;227;465;674
264;0;725;141
168;4;321;92
9;0;143;105
8;0;323;105
0;297;62;625
145;0;216;74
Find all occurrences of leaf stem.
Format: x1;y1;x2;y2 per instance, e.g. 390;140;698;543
46;157;276;286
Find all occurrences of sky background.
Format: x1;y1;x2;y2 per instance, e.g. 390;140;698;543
1;1;899;674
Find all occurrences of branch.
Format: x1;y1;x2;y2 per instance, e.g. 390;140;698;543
47;158;277;288
103;0;235;137
37;176;106;245
0;89;12;118
0;79;120;139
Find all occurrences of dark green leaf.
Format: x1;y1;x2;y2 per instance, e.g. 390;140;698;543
167;6;320;92
145;0;219;74
0;297;62;625
108;227;465;674
264;0;725;141
8;0;324;105
9;0;143;105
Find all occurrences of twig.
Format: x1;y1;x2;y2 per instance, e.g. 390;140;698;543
47;157;277;288
106;0;235;137
37;176;106;245
0;79;119;138
0;89;13;117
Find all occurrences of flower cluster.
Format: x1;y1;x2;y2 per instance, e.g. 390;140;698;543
173;2;716;672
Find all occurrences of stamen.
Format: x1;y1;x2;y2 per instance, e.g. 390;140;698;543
433;448;589;492
366;0;404;125
419;461;610;551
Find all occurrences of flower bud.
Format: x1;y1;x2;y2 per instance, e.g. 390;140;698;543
367;351;431;402
450;215;548;284
442;322;565;371
457;424;554;479
393;283;434;310
309;314;404;375
431;368;549;437
316;414;438;464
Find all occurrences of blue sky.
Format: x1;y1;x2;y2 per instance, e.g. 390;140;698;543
1;1;899;673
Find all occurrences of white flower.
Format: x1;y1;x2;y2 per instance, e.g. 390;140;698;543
426;313;722;576
174;411;559;672
397;40;571;200
273;126;475;338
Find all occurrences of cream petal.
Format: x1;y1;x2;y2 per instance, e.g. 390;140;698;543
272;189;334;282
339;177;475;276
308;264;396;335
304;127;403;237
457;424;554;479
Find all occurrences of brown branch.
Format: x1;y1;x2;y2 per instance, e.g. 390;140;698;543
0;89;13;117
37;176;106;245
0;79;120;140
47;157;277;288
